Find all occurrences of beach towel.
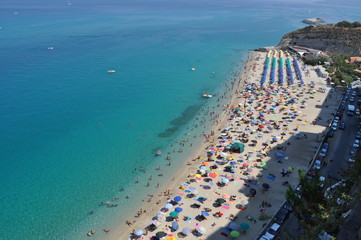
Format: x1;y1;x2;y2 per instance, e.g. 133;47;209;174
222;205;230;210
267;175;276;181
222;228;231;233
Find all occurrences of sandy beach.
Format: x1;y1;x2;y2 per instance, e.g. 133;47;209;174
103;49;342;240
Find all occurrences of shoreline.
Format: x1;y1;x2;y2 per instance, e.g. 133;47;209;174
106;52;256;240
106;48;341;240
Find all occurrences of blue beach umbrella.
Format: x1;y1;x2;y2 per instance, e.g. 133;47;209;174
171;221;179;231
201;211;210;216
182;227;192;235
175;207;183;213
229;222;238;230
174;196;182;202
134;230;144;236
221;178;230;184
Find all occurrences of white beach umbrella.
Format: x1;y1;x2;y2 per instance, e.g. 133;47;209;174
196;226;206;234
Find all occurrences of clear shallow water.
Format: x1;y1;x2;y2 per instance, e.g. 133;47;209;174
0;1;360;239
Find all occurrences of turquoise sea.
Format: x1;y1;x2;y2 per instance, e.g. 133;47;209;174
0;0;360;239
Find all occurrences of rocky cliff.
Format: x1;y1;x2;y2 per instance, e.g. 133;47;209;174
279;25;361;56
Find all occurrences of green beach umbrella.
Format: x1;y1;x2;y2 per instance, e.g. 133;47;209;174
260;162;267;166
169;211;179;218
230;231;241;237
156;231;167;238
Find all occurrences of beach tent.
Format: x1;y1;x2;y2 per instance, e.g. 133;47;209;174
231;142;244;153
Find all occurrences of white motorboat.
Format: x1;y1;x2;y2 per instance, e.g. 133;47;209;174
202;93;212;98
107;69;116;73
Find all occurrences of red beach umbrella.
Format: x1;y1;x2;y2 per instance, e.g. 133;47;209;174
209;173;217;178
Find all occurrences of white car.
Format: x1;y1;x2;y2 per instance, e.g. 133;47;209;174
314;160;322;169
353;139;360;148
332;122;338;130
348;158;355;163
263;223;281;240
320;176;326;187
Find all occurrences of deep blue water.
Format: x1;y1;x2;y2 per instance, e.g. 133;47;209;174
0;1;360;239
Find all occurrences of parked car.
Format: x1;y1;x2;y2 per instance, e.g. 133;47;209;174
307;167;317;177
353;139;360;148
347;110;354;116
314;160;322;169
350;147;358;155
322;143;329;150
350;97;355;102
327;129;334;137
319;176;326;187
275;206;291;224
263;223;281;240
352;91;357;96
339;122;346;130
331;122;338;131
348;158;356;163
356;109;361;115
319;149;327;157
356;132;361;139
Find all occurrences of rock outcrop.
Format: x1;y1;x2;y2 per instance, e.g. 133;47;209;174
279;25;361;56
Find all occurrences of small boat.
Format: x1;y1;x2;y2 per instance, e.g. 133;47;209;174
107;69;116;73
191;67;196;71
47;47;54;50
156;150;162;156
202;93;212;98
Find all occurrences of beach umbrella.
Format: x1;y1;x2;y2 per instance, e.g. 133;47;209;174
175;207;183;213
169;211;179;218
165;203;173;209
262;183;270;189
231;231;241;237
195;174;201;178
181;227;192;235
196;226;206;234
221;178;230;184
205;170;211;173
201;211;210;216
243;163;249;167
167;237;176;240
230;161;237;165
249;188;257;196
134;230;144;236
171;221;179;231
229;222;238;230
173;196;182;202
260;162;267;166
157;214;166;222
222;194;230;199
240;222;250;231
156;231;167;238
216;198;226;204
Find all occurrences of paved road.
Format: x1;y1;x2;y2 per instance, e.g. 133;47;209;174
278;87;361;240
321;91;360;181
